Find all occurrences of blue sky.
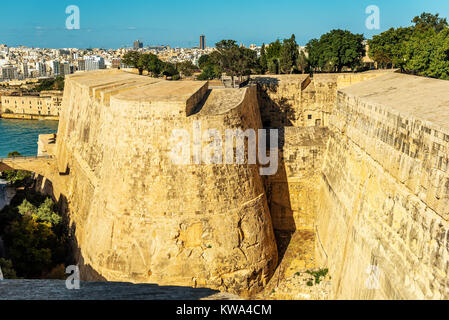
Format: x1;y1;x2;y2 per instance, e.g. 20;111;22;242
0;0;448;48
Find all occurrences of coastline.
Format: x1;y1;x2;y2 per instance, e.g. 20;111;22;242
0;114;59;121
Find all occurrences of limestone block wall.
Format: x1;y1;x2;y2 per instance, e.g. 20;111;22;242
54;70;277;296
252;75;310;128
315;74;449;300
301;76;337;128
266;127;328;232
253;72;390;130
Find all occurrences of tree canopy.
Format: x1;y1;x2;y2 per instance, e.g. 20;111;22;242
306;29;365;72
36;76;65;92
280;34;300;74
1;152;32;186
368;12;449;79
197;40;258;80
122;51;182;79
412;12;448;33
198;35;308;79
126;13;449;81
122;51;144;75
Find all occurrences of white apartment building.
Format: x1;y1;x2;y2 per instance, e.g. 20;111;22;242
84;56;106;71
1;65;18;80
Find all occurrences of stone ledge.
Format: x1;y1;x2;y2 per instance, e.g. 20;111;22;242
0;280;242;300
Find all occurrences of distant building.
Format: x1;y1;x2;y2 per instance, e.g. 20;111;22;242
0;45;9;55
52;60;60;76
362;42;376;69
78;58;86;71
133;40;143;50
1;65;18;80
0;91;63;117
84;56;105;71
36;62;46;77
111;58;121;69
60;62;71;76
20;63;28;79
200;35;206;50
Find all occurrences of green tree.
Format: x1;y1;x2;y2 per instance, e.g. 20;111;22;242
197;65;221;80
0;258;18;279
368;27;413;69
404;27;436;75
177;61;198;77
161;62;179;77
214;40;258;81
233;47;258;77
306;39;320;71
35;198;62;226
142;53;163;77
215;40;239;78
18;199;37;217
297;50;310;74
122;51;144;75
266;40;282;61
1;151;32;186
412;12;448;33
216;39;239;50
307;29;365;72
368;12;449;79
266;40;282;74
7;151;21;157
198;54;210;69
426;28;449;79
280;34;299;74
5;216;56;278
18;198;61;225
259;44;268;74
35;77;64;92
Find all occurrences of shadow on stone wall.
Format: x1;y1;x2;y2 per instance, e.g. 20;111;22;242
66;221;107;282
252;78;295;128
263;128;296;267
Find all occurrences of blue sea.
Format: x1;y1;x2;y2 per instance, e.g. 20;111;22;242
0;119;59;158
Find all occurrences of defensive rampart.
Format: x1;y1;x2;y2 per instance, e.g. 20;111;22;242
9;69;449;300
316;73;449;299
52;70;278;296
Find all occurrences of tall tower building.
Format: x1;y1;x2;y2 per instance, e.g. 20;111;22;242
200;34;206;50
20;63;29;79
36;62;46;77
133;40;143;50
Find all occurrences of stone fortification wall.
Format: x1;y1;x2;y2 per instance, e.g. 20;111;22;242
316;73;449;299
11;69;448;300
54;70;277;296
252;71;391;129
266;127;328;232
252;75;310;128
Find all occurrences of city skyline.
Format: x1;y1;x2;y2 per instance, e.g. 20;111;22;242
0;0;448;49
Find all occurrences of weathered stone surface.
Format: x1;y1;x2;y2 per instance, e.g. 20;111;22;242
252;71;391;128
3;70;449;300
316;73;449;299
266;127;328;232
49;70;277;296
